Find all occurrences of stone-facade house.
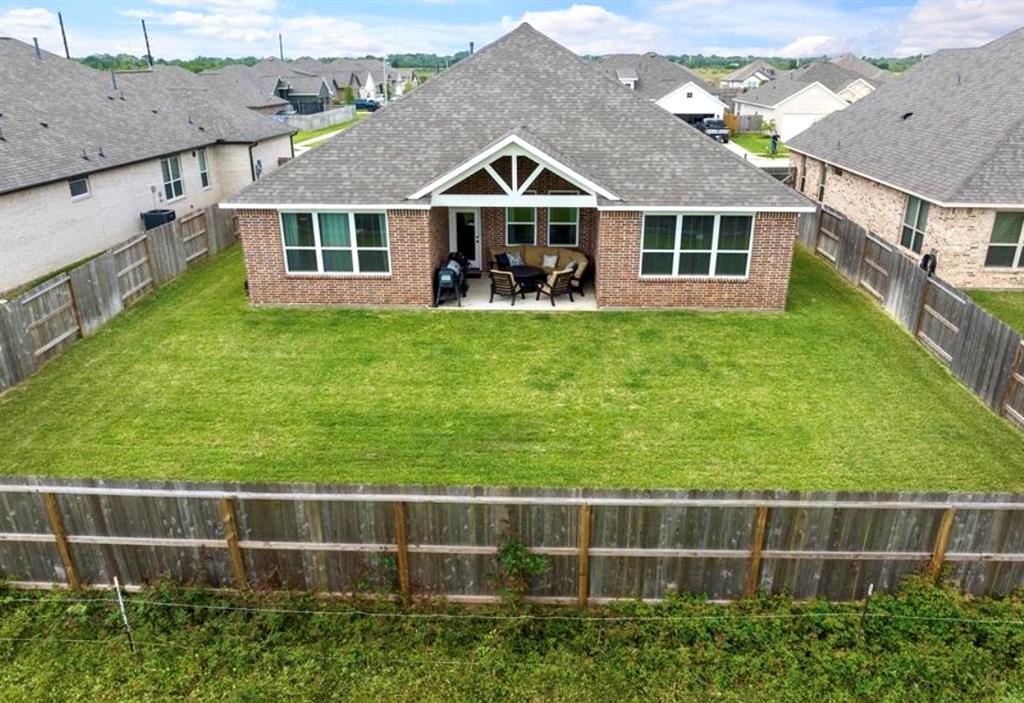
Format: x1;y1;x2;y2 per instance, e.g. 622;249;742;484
223;24;813;310
788;28;1024;289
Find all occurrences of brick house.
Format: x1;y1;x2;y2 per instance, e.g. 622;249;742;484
223;24;812;310
788;28;1024;289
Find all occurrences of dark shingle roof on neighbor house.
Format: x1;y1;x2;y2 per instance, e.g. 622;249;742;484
197;64;289;110
788;27;1024;206
594;52;715;100
0;38;292;194
831;53;892;83
228;25;808;210
735;62;866;107
721;59;779;83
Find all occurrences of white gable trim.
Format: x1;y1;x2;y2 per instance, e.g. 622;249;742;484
656;81;728;111
734;81;846;110
408;134;620;201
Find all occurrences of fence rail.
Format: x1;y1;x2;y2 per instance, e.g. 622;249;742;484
2;479;1023;602
798;207;1024;430
0;206;237;393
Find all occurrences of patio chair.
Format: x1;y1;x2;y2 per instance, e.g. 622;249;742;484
536;269;575;307
489;270;522;306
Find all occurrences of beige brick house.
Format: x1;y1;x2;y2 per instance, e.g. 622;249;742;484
788;28;1024;289
224;24;813;310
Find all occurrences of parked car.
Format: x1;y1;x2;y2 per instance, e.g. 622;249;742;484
355;99;380;112
696;118;730;143
271;106;297;124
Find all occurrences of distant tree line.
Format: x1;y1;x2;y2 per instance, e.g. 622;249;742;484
80;50;923;75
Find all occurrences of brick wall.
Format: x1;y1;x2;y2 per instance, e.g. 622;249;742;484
793;155;1021;289
594;211;798;310
479;207;598;266
237;208;440;306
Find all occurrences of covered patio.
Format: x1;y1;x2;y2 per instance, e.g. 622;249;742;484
434;273;598;310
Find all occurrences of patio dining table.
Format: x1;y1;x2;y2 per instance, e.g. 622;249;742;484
508;265;545;292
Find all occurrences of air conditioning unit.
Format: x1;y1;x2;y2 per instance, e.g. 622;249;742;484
140;208;176;230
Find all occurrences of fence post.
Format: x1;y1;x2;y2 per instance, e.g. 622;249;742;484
42;493;81;590
929;507;956;579
745;506;770;597
577;503;592;607
914;276;931;340
219;497;248;590
393;501;412;604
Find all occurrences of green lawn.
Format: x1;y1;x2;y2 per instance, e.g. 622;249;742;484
967;289;1024;333
293;112;369;144
732;132;791;159
0;247;1022;490
2;578;1021;702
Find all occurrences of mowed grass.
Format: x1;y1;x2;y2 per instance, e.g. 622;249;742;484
732;132;791;159
0;247;1021;490
967;289;1024;333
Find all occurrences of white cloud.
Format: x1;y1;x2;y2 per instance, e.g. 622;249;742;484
151;0;279;12
777;35;853;58
0;7;64;49
891;0;1024;56
500;4;667;54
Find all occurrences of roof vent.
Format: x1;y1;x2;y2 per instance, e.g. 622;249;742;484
81;148;89;160
39;121;48;128
901;111;914;120
98;146;105;157
33;37;41;60
151;109;158;114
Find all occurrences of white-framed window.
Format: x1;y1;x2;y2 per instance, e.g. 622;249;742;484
900;196;929;254
984;212;1024;269
640;213;754;278
68;176;90;200
281;211;390;275
198;148;211;189
547;207;578;247
506;207;536;245
161;156;184;201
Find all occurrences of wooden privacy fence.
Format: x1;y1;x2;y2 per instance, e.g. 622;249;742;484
0;206;237;393
2;479;1024;603
798;207;1024;429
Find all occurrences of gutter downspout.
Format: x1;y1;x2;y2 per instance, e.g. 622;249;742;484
248;143;257;181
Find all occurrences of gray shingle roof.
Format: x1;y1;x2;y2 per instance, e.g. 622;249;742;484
831;54;892;83
721;59;779;83
594;52;715;100
198;64;289;110
227;25;808;210
0;39;291;194
788;28;1024;206
735;62;866;107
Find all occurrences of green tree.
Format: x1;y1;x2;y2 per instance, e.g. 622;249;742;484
343;85;355;105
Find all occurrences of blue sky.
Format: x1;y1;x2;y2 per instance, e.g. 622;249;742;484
1;0;1021;59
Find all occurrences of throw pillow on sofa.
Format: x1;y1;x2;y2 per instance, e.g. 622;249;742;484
495;253;511;268
542;253;559;269
507;251;525;266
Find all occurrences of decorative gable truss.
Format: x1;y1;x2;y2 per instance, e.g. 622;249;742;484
411;134;619;208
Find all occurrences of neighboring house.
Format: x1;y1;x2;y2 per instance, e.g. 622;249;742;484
274;71;335;113
595;53;728;124
197;63;291;116
830;53;892;84
788;27;1024;289
719;60;779;90
734;63;877;141
0;38;293;293
222;25;812;310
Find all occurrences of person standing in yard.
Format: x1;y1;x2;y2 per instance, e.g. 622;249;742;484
769;132;780;156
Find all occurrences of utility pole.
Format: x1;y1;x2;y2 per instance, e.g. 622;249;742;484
279;33;284;60
382;56;389;104
58;12;70;59
141;19;153;68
